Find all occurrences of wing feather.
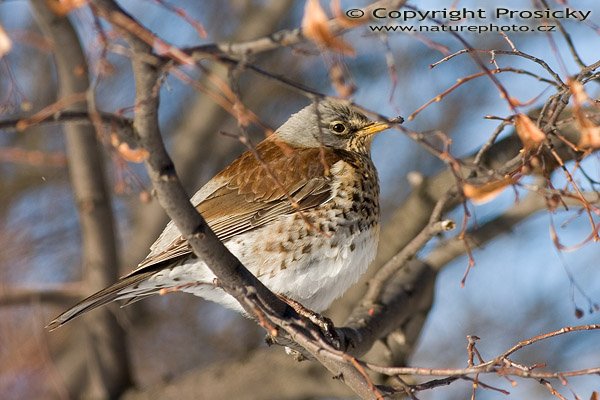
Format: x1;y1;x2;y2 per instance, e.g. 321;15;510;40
132;139;340;273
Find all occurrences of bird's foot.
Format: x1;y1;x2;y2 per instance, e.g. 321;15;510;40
278;294;341;350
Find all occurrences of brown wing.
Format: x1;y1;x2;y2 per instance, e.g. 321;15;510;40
134;138;341;270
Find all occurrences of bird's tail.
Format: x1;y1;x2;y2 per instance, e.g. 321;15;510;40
47;271;157;331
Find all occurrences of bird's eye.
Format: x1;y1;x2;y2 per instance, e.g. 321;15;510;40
330;122;347;134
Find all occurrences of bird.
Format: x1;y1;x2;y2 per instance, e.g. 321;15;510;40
48;99;394;330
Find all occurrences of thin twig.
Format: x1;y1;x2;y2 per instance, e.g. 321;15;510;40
0;110;133;136
431;48;565;88
539;0;586;69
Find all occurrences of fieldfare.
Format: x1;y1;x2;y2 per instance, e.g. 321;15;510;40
48;99;393;329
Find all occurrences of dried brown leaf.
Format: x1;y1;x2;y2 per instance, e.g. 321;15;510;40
578;123;600;149
45;0;88;16
111;133;148;163
569;79;593;106
514;113;545;151
117;143;149;163
0;25;12;58
302;0;355;56
463;176;517;204
569;80;600;149
232;101;252;128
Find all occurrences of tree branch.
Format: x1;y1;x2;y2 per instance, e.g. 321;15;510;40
0;111;134;141
0;283;83;306
184;0;407;58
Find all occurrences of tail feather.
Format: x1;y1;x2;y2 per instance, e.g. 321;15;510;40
47;271;156;331
120;292;156;307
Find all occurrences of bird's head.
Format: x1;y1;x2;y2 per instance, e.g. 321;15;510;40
276;100;395;154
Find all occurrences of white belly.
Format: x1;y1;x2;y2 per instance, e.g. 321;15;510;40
145;226;379;314
257;226;379;311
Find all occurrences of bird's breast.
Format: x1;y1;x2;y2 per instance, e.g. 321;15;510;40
237;157;381;310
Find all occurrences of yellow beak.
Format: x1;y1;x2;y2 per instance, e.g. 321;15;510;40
359;121;390;136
